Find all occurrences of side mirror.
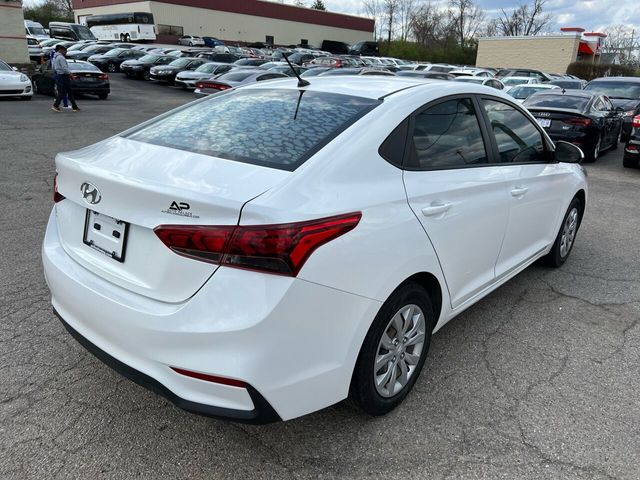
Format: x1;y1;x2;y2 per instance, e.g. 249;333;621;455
555;141;584;163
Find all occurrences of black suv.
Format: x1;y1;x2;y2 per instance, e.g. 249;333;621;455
584;77;640;142
349;41;379;56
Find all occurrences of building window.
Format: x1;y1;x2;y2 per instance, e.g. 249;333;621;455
157;24;184;36
301;39;308;45
266;35;274;46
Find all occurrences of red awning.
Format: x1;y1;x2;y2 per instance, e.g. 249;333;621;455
578;42;594;55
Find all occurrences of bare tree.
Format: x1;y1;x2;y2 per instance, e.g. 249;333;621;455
601;25;639;65
383;0;400;44
496;0;551;36
410;2;454;50
362;0;385;40
448;0;485;48
398;0;417;42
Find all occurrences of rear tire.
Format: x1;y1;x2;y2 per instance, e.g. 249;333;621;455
98;93;108;100
124;34;131;42
611;126;622;150
350;282;434;416
143;70;150;81
107;62;117;73
21;96;32;101
585;137;601;163
541;197;582;268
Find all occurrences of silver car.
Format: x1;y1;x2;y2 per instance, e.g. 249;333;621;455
174;62;236;89
177;35;205;47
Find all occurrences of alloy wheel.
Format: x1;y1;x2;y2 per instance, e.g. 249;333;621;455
108;63;116;73
559;207;579;258
374;304;426;398
594;138;601;159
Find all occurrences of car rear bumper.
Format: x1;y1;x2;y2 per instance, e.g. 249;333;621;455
42;208;380;421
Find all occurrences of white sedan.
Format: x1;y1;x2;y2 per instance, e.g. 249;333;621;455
43;77;587;422
0;59;33;100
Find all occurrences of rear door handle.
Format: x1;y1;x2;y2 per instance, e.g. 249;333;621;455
510;186;529;197
421;201;452;217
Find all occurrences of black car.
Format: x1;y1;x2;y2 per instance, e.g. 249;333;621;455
66;44;114;61
623;118;640;167
286;52;318;65
584;77;640;141
120;54;176;80
87;48;146;73
149;57;209;84
548;79;586;90
349;41;379;56
265;65;308;76
32;59;110;99
524;90;623;162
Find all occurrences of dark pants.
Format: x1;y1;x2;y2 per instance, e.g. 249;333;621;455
53;74;77;109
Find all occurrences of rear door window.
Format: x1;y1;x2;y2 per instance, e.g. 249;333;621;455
125;89;380;171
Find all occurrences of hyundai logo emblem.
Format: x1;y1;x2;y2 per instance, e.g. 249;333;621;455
80;182;101;205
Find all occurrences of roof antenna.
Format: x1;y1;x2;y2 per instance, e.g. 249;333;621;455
283;52;309;88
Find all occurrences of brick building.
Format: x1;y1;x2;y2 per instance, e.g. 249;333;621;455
477;28;608;73
72;0;375;47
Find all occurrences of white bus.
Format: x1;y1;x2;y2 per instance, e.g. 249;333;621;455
85;12;156;42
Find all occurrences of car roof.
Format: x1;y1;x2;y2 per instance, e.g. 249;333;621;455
239;76;452;99
589;76;640;83
529;89;595;97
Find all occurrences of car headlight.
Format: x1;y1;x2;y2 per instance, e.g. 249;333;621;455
20;74;29;82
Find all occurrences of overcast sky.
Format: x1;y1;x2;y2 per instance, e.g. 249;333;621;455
291;0;638;32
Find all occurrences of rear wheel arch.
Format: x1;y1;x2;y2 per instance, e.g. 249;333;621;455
574;189;586;223
397;272;443;331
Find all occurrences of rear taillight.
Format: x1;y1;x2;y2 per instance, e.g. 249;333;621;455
195;81;231;91
335;59;342;68
632;115;640;128
563;117;592;127
69;74;78;80
154;213;361;276
53;174;65;203
98;73;108;80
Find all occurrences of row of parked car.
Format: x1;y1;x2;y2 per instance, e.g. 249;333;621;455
6;37;640;168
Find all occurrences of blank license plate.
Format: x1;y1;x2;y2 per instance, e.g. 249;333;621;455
536;118;551;128
83;210;129;262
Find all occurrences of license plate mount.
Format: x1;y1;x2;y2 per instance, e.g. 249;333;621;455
536;118;551;128
83;210;129;263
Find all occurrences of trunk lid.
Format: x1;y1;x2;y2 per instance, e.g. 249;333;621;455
527;107;591;135
54;136;289;303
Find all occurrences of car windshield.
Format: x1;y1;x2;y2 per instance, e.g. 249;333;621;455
218;71;257;82
125;89;380;171
503;78;528;86
195;63;218;73
29;26;47;36
583;81;640;99
104;48;125;57
138;54;161;62
0;60;11;71
524;94;590;110
509;86;546;99
168;58;191;68
27;38;40;46
67;43;86;51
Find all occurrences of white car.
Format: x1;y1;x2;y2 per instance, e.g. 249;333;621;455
507;84;561;103
43;77;587;422
178;35;205;47
449;68;494;77
0;59;33;100
502;76;541;88
453;76;505;90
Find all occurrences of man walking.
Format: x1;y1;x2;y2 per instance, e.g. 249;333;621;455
51;45;79;112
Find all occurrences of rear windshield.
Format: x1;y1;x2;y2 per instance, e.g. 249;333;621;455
583;81;640;99
524;94;590;110
125;89;380;171
69;62;100;72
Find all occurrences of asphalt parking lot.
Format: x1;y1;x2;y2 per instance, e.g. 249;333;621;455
1;76;639;479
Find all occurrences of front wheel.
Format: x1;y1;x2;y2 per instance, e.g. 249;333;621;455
107;62;117;73
541;197;582;268
350;282;434;416
143;70;150;81
98;93;108;100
